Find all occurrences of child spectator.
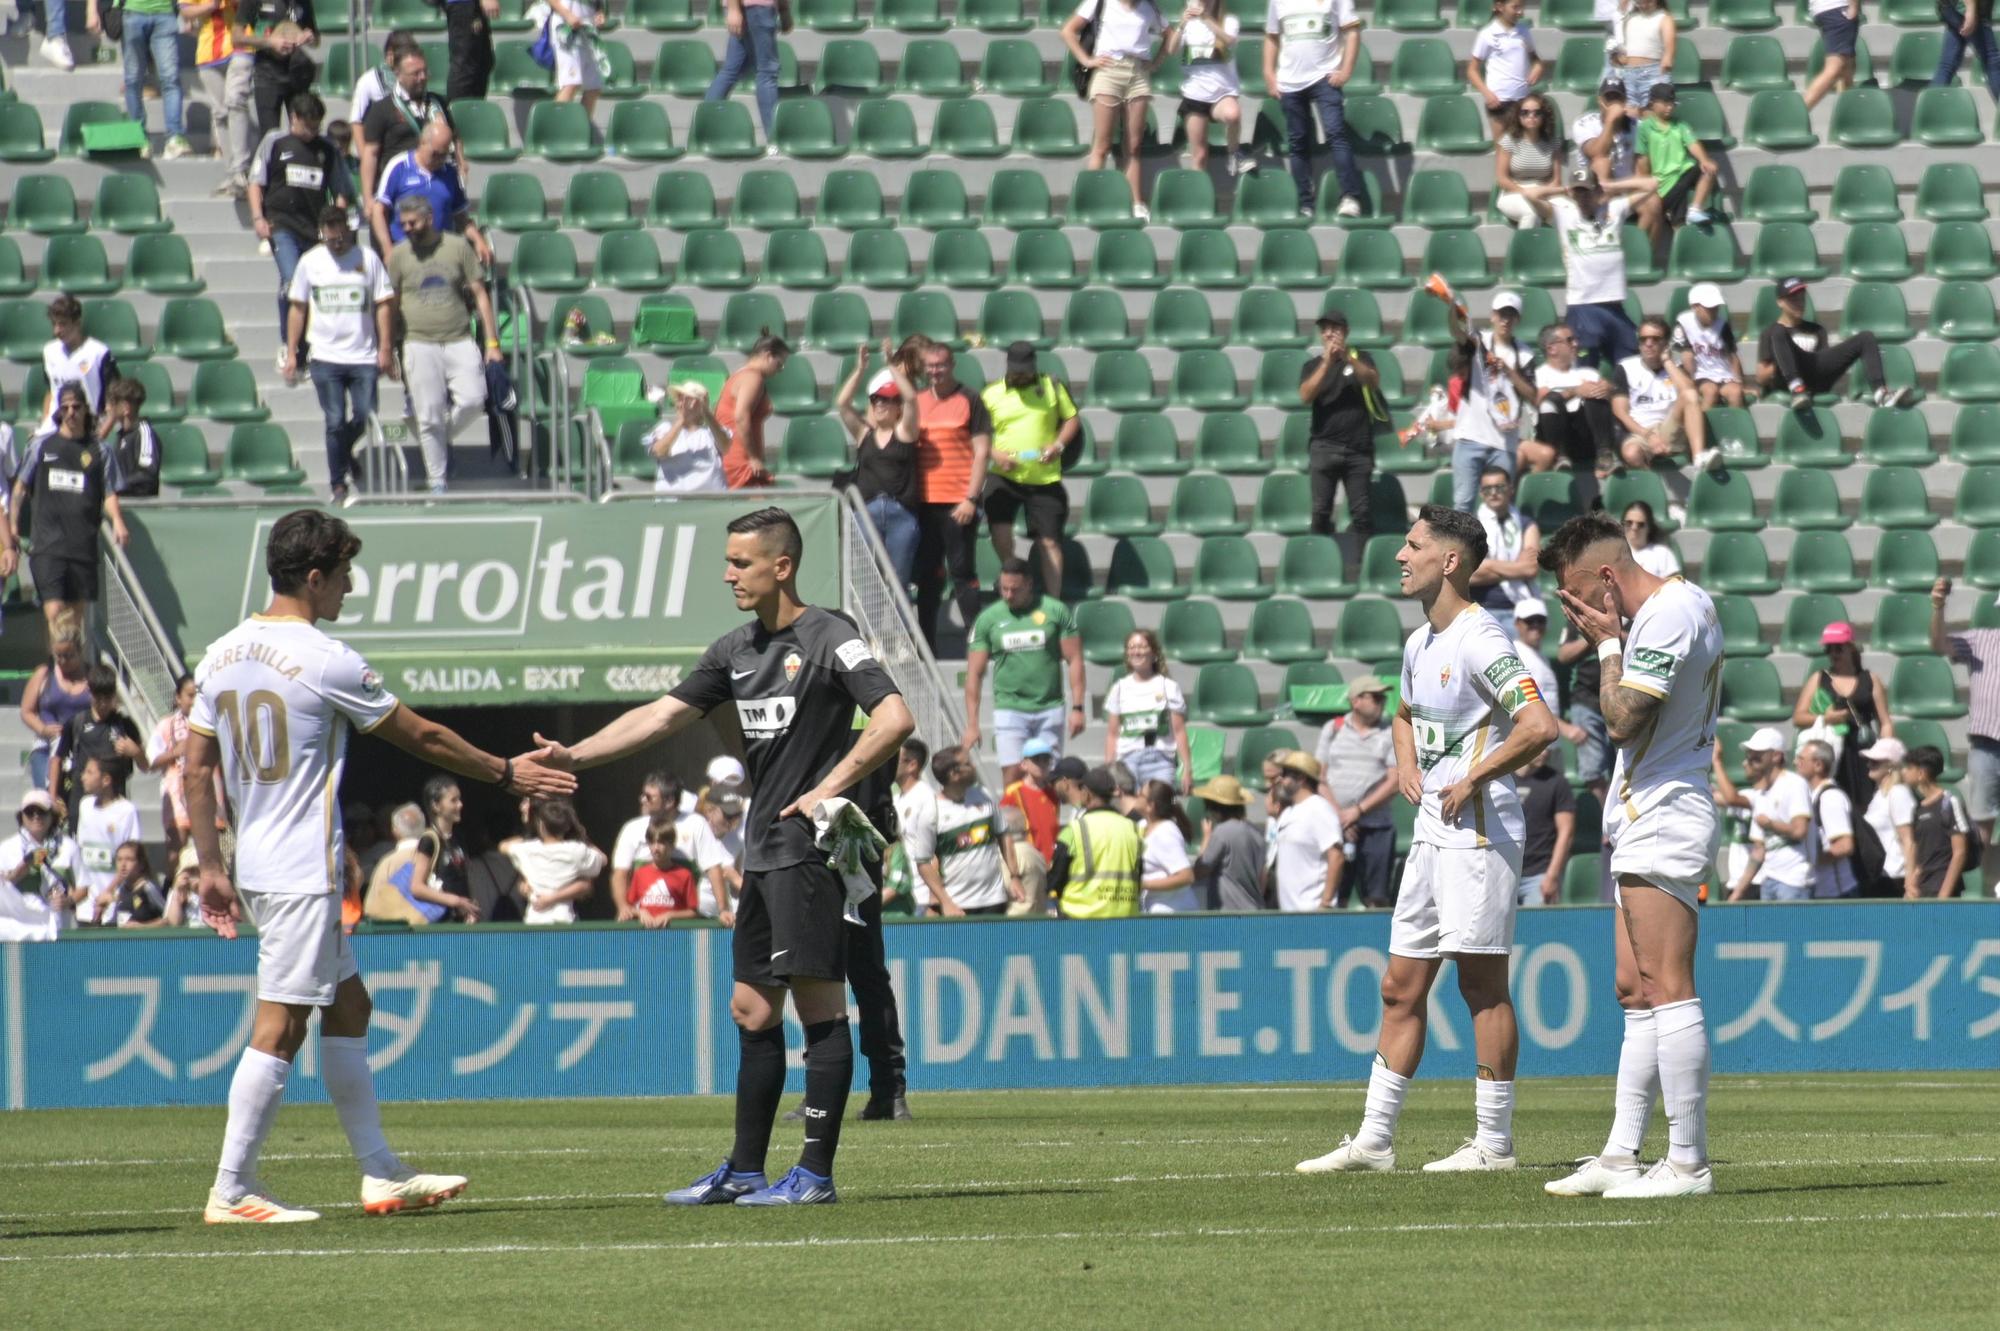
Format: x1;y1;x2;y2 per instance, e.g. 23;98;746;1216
95;841;166;927
1170;1;1251;176
50;665;144;835
103;377;162;497
624;814;699;927
1634;85;1717;226
74;756;142;926
1613;0;1675;110
1671;283;1745;423
537;0;605;118
1468;0;1543;141
504;796;604;924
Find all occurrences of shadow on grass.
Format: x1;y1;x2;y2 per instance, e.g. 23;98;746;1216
866;1186;1093;1203
1723;1178;1948;1199
1;1224;178;1241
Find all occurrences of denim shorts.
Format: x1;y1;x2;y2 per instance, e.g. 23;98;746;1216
993;705;1066;767
1967;737;2000;823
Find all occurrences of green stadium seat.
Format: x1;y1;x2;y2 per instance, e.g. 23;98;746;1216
902;170;975;230
978;41;1051;97
1842;223;1913;281
689;100;762;157
112;360;179;423
188;360;267;423
59;102;141;158
0;102;53;163
92;174;170;236
0;239;25;299
1928;221;1997;281
1714;0;1780;29
1721;35;1791;90
1389;37;1460;94
549;295;626;354
2;303;45;365
1191;663;1272;726
1090;230;1162;289
82;299;146;359
732;170;805;231
1516;472;1581;531
1190;535;1270;600
1379;0;1447;30
1895;719;1964;783
801;290;872;347
1254;231;1324;288
1750;222;1826;280
453;99;519;163
511;232;587;292
1073;599;1136;665
1013;98;1087;157
679;230;749;289
1774;407;1847;467
1712;594;1771;657
1235;286;1306;349
1960;465;2000;525
1860;466;1939;529
1233;726;1303;788
1194;415;1264;473
1161;599;1236;665
1771;467;1851;530
850;100;921;159
881;0;947;30
652;39;719;94
1700;530;1779;594
1233;171;1307;229
1686;469;1761;531
11;173;83;234
1553;35;1607;92
798;0;865;29
1402;171;1476;228
1357;534;1406;596
1276;534;1355;597
43;235;117;296
889;290;959;349
1875;592;1936;655
928;229;996;291
1151;170;1221;229
1170;472;1248;536
1557;853;1601;904
1892;29;1952;86
1917;162;1988;221
1337;96;1407;157
1503;228;1567;288
1008;229;1080;289
1255;472;1319;534
1669;225;1748;281
929;99;1003;158
984;286;1053;347
1088;350;1164;411
596;231;671;292
1745;89;1818;149
986;170;1056;232
524;100;599;161
1740;164;1814;223
1892;657;1966;719
765;229;835;290
223;424;307;489
1113;415;1188;476
1332;597;1407;664
1915;86;1983;144
714;293;786;354
1951;404;2000;463
774;416;847;478
156;423;220;488
1601;470;1674;530
493;41;553;93
561;171;636;233
1418;230;1492;290
1672;88;1736;148
155;298;231;359
600;101;676;159
1334;230;1409;290
1147;287;1223;351
1785;529;1862;593
1874;529;1942;591
1719;657;1790;722
1256;349;1316;407
771;99;844;159
898;38;968;95
1084;475;1162;536
1172;229;1244;289
1172;350;1249;410
1825;87;1896;148
1062;287;1137;350
816;38;885;94
1933;281;2000;341
1969;529;2000;586
1702;407;1764;470
1401;294;1464;349
1860;409;1935;465
482;172;553;232
1943;345;2000;402
812;171;884;232
633;294;708;353
763;355;824;414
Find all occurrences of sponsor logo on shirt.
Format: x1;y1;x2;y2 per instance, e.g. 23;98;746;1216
998;628;1047;653
1482;655;1527;689
47;468;86;494
360;668;383;697
834;639;874;670
736;695;796;738
1629;646;1678;682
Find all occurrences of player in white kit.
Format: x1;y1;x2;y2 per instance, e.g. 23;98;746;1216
184;510;573;1223
1298;505;1556;1176
1541;511;1723;1198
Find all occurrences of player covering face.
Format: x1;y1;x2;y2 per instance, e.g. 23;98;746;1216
531;507;915;1206
1540;511;1725;1199
1297;505;1556;1177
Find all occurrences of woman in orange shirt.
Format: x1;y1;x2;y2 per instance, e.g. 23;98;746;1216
718;332;788;488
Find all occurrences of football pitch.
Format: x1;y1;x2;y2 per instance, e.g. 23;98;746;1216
5;1073;1995;1330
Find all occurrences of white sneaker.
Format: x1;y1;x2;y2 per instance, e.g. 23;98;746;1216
1132;203;1151;222
162;135;194;160
1296;1135;1395;1173
1874;386;1915;409
361;1168;470;1216
40;35;73;69
204;1184;321;1224
1686;205;1711;225
1422;1137;1518;1172
1602;1158;1714;1199
1543;1154;1644;1196
1666;501;1687;525
1335;195;1364;219
1229;149;1256;177
1698;447;1725;472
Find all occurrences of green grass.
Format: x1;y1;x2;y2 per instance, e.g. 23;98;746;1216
5;1073;1997;1329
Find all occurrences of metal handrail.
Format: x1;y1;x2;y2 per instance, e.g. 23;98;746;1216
355;414;411;496
502;283;537;483
96;534;186;735
548;341;575;494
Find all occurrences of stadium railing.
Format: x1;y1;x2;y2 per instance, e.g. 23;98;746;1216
97;533;185;735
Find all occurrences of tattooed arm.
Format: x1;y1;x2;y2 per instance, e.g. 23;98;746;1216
1596;651;1667;746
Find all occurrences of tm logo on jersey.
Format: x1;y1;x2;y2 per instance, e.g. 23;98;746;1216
736;696;796;738
1628;647;1679;682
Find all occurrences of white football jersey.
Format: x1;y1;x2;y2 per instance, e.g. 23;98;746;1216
190;615;400;895
1401;606;1546;850
1610;577;1724;815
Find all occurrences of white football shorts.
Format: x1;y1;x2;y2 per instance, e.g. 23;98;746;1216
241;889;357;1007
555;42;605;92
1607;783;1720;912
1390;841;1522;959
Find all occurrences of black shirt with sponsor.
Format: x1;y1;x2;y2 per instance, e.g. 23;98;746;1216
20;433;118;564
1299;350;1379;448
252;131;350;243
1518;763;1577;878
110;422;161;497
671;605;900;872
361;90;455;162
54;708;143;830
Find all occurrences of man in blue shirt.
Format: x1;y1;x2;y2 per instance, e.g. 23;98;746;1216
369;120;492;267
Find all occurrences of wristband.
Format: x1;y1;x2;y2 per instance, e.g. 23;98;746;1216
498;757;513;789
485;339;502;350
1597;638;1622;664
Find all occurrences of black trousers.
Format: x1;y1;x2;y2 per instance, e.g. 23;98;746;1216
847;881;907;1099
444;1;495;103
1538;400;1617;474
912;501;982;653
1308;438;1375;538
1768;330;1884;396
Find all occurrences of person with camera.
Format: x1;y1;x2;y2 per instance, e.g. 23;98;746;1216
1299;312;1384;541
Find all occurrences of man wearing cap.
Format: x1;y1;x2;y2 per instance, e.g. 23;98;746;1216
1299;312;1385;541
1266;751;1346;912
1570;79;1666;248
1048;765;1141;919
1470;466;1541;638
1928;575;2000;884
834;341;921;586
1314;678;1398;908
1506;597;1560;710
1722;729;1812;902
1300;503;1555;1176
1050;755;1091;818
0;788;80;936
1608;314;1710;475
1517;166;1658;372
964;558;1087;787
1860;736;1916;898
1671;283;1745;424
1431;284;1537;512
980;342;1079;596
387;179;502;496
644;381;729;494
1190;775;1267;910
1755;276;1912;413
1001;736;1061;870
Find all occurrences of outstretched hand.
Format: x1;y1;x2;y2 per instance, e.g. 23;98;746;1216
507;752;576;798
530;732;577;772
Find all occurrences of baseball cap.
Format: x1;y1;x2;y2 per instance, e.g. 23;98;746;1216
1051;756;1089;784
1569;166;1600;189
1687;282;1725;310
1597;77;1627;101
1190;775;1249;807
1742;727;1788;753
1861;736;1908;764
671;380;710;403
1021;736;1057;761
1082;765;1118;800
1777;276;1810;298
1349;673;1389;697
865;369;901;400
1278;751;1323;780
1821;621;1856;646
1513;596;1549;622
706;755;745;786
708;780;746;816
1005;340;1038;374
17;789;52;814
1491;290;1523;315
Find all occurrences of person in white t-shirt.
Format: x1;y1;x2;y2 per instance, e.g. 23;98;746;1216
1726;729;1813;902
36;294;118;439
1608;316;1707;475
505;797;606;924
1622;501;1680;579
72;756;144;926
349;31;419;133
1798;739;1860;898
1168;0;1252;176
1469;465;1540;637
1263;0;1368;219
1102;630;1192;794
1266;751;1345;912
1434;284;1538;511
610;771;733;922
1569;80;1666;252
1467;0;1544;139
1064;0;1170;217
1521;322;1618;482
645;381;729;494
1515;168;1657;374
1138;778;1202;912
1861;736;1915;895
1670;282;1745;421
284;207;395;499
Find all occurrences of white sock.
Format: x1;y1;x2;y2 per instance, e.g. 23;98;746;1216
1653;998;1711;1169
215;1047;290;1200
1474;1079;1515;1155
1354;1060;1411;1153
1602;1007;1659;1162
320;1035;400;1178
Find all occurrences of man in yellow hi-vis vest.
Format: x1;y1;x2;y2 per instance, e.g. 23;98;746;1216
1048;765;1141;920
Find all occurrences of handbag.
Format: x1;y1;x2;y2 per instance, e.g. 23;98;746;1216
1070;0;1100;99
100;0;124;42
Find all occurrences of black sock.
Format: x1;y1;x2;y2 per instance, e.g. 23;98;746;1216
798;1018;853;1178
730;1025;787;1175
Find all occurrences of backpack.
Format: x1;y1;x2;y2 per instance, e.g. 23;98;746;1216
527;4;558;70
1820;783;1886;896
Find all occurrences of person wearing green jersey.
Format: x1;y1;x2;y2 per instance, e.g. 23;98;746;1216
963;559;1087;786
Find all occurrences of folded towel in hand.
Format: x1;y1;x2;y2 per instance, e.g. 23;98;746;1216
811;796;887;925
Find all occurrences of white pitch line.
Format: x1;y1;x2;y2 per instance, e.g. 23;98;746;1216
3;1208;1998;1265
